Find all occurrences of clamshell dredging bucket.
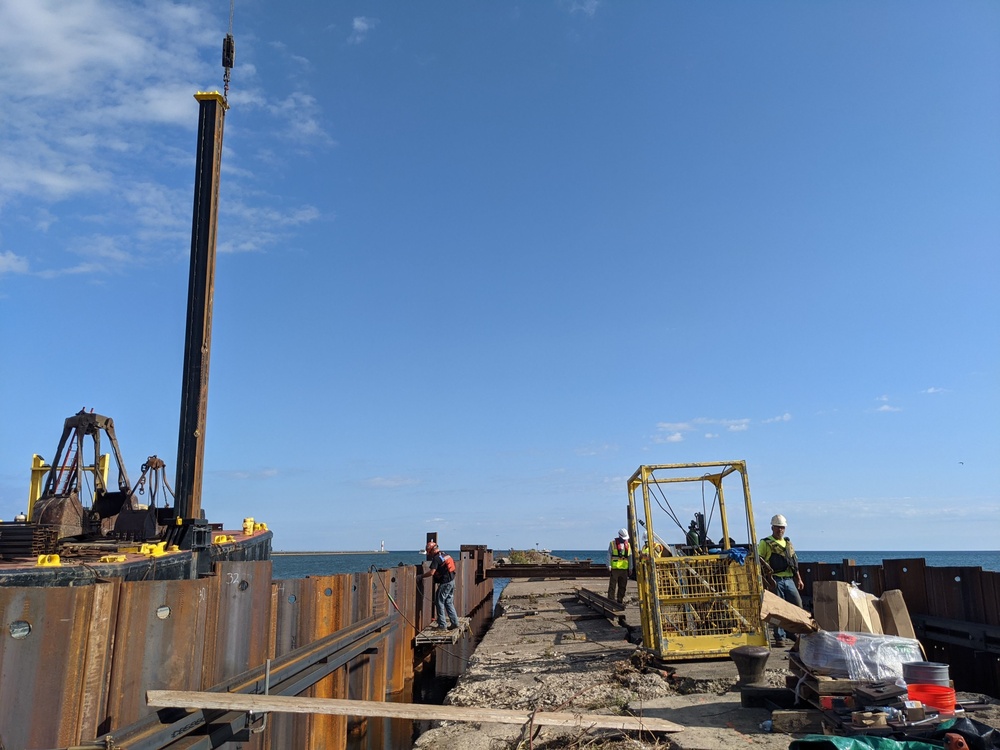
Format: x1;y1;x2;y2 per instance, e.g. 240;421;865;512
903;661;950;687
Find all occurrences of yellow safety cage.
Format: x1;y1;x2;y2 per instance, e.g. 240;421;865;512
627;461;768;661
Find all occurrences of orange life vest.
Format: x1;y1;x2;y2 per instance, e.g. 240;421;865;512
432;552;456;582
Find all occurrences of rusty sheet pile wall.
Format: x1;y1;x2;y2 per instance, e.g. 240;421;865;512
800;557;1000;697
0;548;494;750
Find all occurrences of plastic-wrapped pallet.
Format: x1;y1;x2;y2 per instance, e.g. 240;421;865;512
798;631;924;682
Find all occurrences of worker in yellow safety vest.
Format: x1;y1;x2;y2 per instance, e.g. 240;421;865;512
757;513;804;647
607;528;631;605
640;538;664;560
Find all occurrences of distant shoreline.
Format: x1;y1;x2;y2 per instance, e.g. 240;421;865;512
273;551;391;556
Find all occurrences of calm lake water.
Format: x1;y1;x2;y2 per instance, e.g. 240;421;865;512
271;549;1000;578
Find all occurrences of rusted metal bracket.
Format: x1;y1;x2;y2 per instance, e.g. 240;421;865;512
575;587;626;623
246;658;271;734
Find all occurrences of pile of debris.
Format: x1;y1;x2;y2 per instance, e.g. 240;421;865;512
759;581;999;745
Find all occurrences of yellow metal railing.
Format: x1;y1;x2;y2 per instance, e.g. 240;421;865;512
27;453;109;521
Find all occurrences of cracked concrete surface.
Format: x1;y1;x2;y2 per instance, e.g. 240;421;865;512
413;578;797;749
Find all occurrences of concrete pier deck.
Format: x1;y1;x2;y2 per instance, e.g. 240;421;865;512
414;577;796;750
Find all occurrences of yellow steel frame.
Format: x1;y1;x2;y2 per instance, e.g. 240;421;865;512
627;461;768;660
27;453;109;521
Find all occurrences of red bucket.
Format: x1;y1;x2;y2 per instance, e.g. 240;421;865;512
907;683;956;712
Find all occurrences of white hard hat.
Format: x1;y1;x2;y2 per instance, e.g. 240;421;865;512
618;528;629;540
770;514;787;527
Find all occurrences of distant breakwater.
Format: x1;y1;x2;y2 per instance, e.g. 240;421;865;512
273;550;389;556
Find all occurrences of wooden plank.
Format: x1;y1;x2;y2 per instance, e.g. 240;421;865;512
788;656;858;694
770;709;827;734
147;690;684;733
415;617;472;644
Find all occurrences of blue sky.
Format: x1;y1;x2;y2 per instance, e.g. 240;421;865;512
1;1;997;552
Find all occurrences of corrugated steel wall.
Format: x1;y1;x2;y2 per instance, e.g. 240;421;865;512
0;583;116;747
0;550;493;750
268;573;348;749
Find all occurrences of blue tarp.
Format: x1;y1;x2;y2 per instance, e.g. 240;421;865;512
725;546;748;565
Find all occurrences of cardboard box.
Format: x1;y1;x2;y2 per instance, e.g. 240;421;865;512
760;589;820;634
853;586;883;633
902;700;925;722
812;581;883;633
812;580;850;630
874;589;916;639
812;582;916;638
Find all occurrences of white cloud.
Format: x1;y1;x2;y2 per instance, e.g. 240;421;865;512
0;0;327;273
349;16;379;45
215;468;280;480
763;413;792;423
651;432;675;444
0;251;29;275
575;443;617;456
0;2;216;216
562;0;600;17
34;234;133;278
218;201;322;254
704;433;719;439
876;404;902;413
73;235;132;264
364;476;420;489
697;417;750;431
263;92;335;146
922;387;948;394
34;208;58;232
876;394;890;402
654;416;751;441
0;150;111;203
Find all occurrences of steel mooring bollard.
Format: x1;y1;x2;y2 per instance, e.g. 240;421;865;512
729;645;770;686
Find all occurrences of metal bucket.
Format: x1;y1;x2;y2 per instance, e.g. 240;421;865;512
903;661;950;686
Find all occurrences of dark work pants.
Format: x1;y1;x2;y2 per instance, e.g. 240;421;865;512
608;568;628;604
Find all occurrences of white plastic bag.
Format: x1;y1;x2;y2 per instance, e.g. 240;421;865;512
798;631;924;681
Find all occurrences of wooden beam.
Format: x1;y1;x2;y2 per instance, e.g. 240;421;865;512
770;709;828;734
147;691;683;733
